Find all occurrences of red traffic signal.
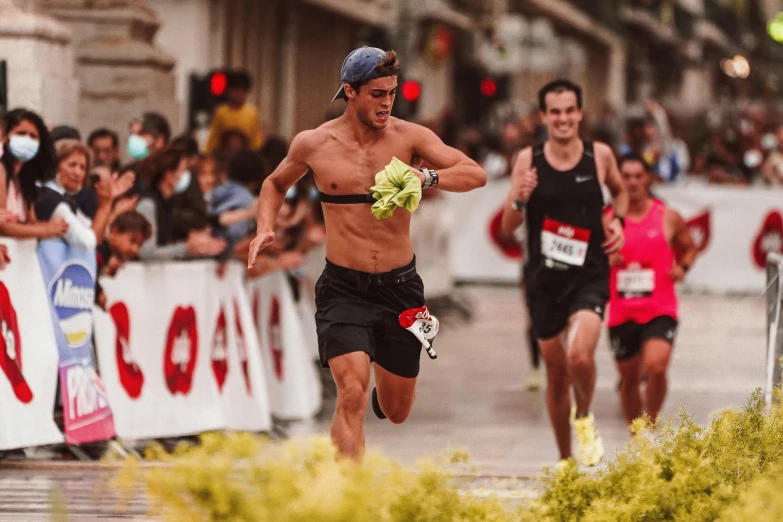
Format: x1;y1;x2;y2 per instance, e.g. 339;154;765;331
480;78;498;98
401;80;421;103
210;71;227;97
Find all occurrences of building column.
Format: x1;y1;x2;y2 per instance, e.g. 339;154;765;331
41;0;178;144
0;0;78;124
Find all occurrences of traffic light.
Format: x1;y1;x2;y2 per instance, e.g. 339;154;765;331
457;67;511;126
187;70;229;131
393;78;421;121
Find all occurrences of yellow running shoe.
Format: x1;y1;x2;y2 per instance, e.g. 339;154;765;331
572;412;604;467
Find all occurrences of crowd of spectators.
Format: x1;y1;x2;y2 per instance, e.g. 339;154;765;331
0;70;325;306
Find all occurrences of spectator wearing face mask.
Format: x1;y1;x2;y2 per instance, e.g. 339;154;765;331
0;108;69;240
34;139;135;251
169;135;209;241
126;112;171;162
761;123;783;185
135;147;226;260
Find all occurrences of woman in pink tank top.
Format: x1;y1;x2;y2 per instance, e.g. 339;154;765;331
608;155;698;429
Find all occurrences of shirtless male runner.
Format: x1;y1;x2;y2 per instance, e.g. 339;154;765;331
608;154;697;428
247;47;486;459
500;79;628;466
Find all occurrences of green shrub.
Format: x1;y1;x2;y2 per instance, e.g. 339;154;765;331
115;390;783;521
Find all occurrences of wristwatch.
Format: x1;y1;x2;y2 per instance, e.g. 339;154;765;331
511;200;526;212
419;167;439;189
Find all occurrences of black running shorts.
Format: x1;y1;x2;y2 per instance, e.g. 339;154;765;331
314;257;425;378
526;277;609;340
609;315;678;361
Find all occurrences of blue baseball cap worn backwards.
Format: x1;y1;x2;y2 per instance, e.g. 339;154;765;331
331;47;400;102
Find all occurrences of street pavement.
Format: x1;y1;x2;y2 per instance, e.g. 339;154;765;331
0;286;767;519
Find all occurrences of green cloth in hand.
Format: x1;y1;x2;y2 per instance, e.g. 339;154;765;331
370;157;422;219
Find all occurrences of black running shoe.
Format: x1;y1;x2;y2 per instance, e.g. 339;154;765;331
371;387;386;420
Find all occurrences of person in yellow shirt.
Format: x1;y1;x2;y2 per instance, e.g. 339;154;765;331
205;70;264;154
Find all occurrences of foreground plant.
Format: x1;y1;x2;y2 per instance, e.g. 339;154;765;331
115;389;783;521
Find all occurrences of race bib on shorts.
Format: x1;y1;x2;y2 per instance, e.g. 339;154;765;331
541;218;590;270
399;305;439;359
617;265;655;298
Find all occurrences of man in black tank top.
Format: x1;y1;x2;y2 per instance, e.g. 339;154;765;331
500;80;628;467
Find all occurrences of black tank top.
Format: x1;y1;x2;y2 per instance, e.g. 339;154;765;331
525;141;608;288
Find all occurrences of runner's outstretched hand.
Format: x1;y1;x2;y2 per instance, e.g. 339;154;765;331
247;231;276;269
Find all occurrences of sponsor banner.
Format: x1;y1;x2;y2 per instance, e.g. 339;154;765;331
94;261;271;440
0;239;64;450
656;185;783;293
247;271;321;420
37;239;115;445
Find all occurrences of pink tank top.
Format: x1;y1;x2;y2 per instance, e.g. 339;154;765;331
608;198;677;326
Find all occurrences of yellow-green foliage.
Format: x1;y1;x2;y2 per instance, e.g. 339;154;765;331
118;432;513;522
521;390;783;522
116;390;783;521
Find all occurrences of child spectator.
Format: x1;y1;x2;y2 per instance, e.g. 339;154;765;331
95;210;152;309
204;70;264;153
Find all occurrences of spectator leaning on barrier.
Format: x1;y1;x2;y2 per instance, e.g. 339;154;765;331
209;148;259;262
95;210;152;309
204;70;264;154
136;146;226;260
761;123;783;185
35;139;134;252
0;108;69;240
88;128;121;172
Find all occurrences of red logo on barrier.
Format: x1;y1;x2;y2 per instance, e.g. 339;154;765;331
109;302;144;399
269;297;284;381
211;307;228;392
234;299;252;394
0;282;32;403
252;290;261;334
686;210;711;255
752;211;783;269
488;207;523;259
163;306;198;395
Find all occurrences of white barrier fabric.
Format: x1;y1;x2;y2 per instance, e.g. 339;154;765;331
0;239;64;450
247;272;321;420
656;185;783;293
447;180;522;283
412;195;456;297
93;262;271;439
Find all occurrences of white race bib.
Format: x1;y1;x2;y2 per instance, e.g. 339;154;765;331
541;218;590;269
617;267;655;298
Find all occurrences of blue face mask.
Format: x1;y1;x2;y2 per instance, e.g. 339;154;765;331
286;185;298;200
174;170;192;194
9;135;40;162
127;134;149;160
309;186;320;200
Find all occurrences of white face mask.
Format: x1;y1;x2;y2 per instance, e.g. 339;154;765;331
174;169;192;194
8;135;40;162
762;133;779;151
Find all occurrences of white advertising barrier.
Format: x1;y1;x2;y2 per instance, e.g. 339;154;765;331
412;194;456;297
447;180;522;283
655;185;783;294
0;239;64;450
93;261;271;440
247;271;322;420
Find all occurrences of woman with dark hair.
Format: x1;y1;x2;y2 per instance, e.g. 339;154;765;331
135;146;225;260
0;108;68;238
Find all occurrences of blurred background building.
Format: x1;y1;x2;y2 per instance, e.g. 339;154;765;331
2;0;783;145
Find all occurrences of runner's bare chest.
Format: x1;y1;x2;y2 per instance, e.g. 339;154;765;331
307;133;416;194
